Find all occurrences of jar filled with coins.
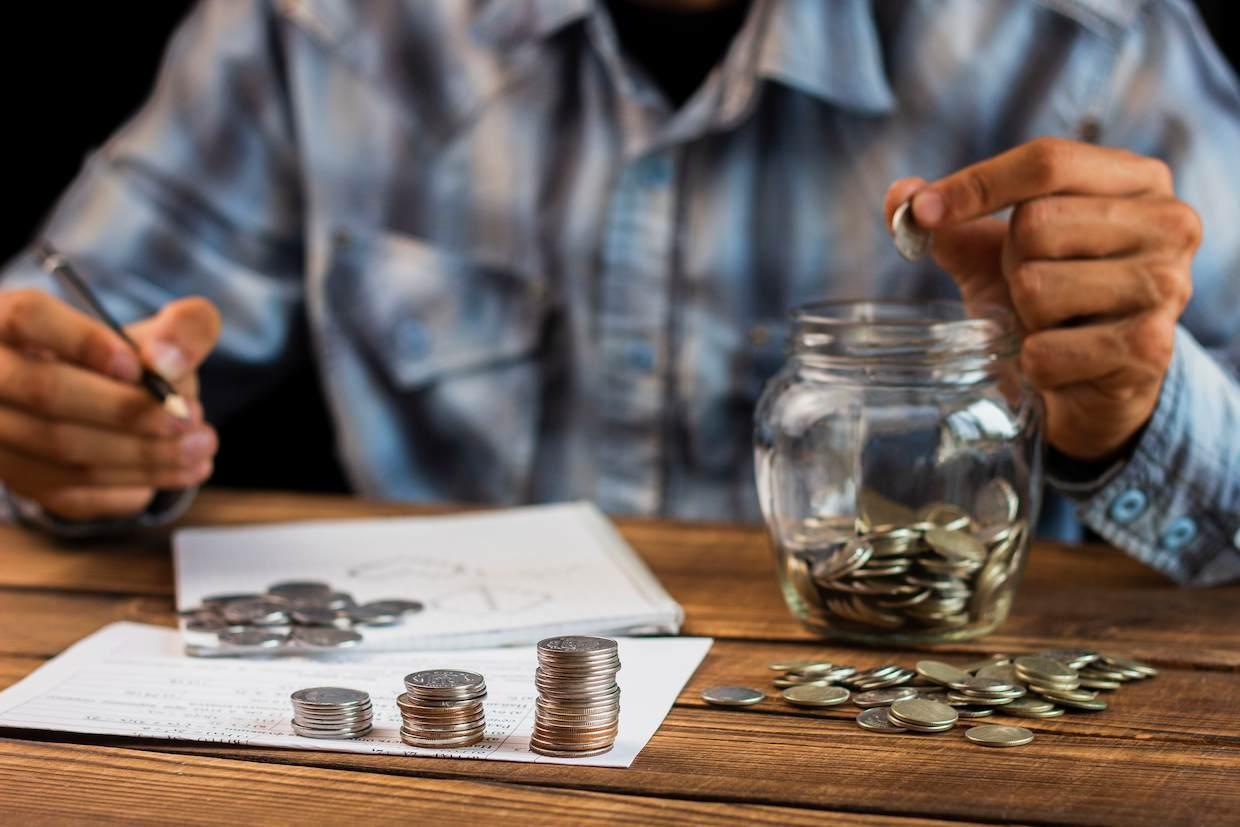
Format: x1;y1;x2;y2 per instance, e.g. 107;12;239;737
754;300;1043;644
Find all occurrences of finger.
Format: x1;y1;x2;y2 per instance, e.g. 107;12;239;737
0;444;214;490
38;487;157;521
1006;257;1191;332
0;406;216;469
127;297;221;384
1020;313;1173;390
926;218;1015;318
0;289;141;381
0;345;192;436
883;177;928;229
912;137;1174;228
1006;195;1202;261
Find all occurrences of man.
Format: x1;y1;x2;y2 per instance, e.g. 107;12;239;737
0;0;1236;585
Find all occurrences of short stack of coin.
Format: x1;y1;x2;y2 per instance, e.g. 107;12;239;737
531;636;621;758
398;670;488;749
776;481;1029;636
290;687;373;739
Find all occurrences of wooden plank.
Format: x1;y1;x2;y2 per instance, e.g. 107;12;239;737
0;590;172;658
0;739;974;827
10;704;1232;827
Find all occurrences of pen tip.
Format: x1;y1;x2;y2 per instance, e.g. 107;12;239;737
164;394;191;421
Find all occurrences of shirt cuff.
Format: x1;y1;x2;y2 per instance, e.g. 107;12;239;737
1057;326;1240;586
6;487;198;539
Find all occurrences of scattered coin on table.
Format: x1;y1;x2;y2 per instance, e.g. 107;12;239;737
964;724;1035;747
744;646;1157;746
781;684;851;708
179;579;425;655
702;686;766;707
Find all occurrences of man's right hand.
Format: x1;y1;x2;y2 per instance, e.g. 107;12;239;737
0;289;221;521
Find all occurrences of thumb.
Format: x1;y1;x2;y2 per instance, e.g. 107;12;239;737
927;217;1011;315
127;297;222;383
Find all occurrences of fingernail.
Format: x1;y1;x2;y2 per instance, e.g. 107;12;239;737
148;341;188;382
106;350;141;382
180;430;215;462
912;190;945;226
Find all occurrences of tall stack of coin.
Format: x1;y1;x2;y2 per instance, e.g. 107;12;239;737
290;687;373;739
398;670;488;749
531;636;621;758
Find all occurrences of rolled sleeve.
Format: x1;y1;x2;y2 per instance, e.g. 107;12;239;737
1058;326;1240;586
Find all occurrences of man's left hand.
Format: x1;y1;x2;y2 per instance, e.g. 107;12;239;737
885;137;1201;462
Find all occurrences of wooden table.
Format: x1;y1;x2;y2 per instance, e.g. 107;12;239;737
1;491;1237;826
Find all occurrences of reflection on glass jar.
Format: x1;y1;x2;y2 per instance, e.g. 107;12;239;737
754;301;1044;645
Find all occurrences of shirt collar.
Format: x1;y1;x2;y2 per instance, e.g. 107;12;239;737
755;0;895;115
475;0;895;115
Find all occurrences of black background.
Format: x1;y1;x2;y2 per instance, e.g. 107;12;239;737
0;1;1235;494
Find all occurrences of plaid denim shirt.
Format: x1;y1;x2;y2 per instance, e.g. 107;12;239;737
2;0;1238;584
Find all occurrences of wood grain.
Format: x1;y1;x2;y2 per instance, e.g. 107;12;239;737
0;739;978;827
15;705;1234;827
2;489;1238;826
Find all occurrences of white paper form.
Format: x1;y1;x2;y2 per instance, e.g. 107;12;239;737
174;502;683;652
0;623;711;768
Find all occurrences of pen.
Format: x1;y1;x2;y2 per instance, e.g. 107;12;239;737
34;240;191;421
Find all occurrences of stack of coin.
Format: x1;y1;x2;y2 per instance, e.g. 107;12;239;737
179;580;425;656
776;481;1028;637
398;670;488;749
531;636;621;758
290;687;373;739
886;698;958;732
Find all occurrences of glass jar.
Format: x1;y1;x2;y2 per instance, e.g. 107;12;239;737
754;300;1043;645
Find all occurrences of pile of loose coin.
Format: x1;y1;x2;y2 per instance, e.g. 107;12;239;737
702;648;1157;748
290;687;374;739
179;579;425;655
398;669;488;749
531;636;622;758
778;482;1028;635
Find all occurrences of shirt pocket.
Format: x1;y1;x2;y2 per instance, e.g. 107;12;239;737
325;229;549;388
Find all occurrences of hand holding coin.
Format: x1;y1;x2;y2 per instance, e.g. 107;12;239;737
884;137;1200;462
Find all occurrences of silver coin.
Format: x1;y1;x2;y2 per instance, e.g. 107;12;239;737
360;599;424;616
781;684;851;708
852;687;918;708
974;478;1019;526
268;581;333;599
1014;656;1078;683
925;527;987;563
965;724;1034;747
891;201;930;261
292;687;370;707
290;608;352;628
221;598;290;626
888;698;958;728
405;670;487;693
291;722;373;740
291;627;363;648
538;636;619;655
915;660;971;687
218;628;288;648
349;604;403;626
953;705;996;718
1102;655;1158;678
856;706;907;733
200;592;263;609
701;686;765;707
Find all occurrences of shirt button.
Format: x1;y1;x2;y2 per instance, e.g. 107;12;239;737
1158;516;1197;551
1107;488;1147;524
395;319;431;358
